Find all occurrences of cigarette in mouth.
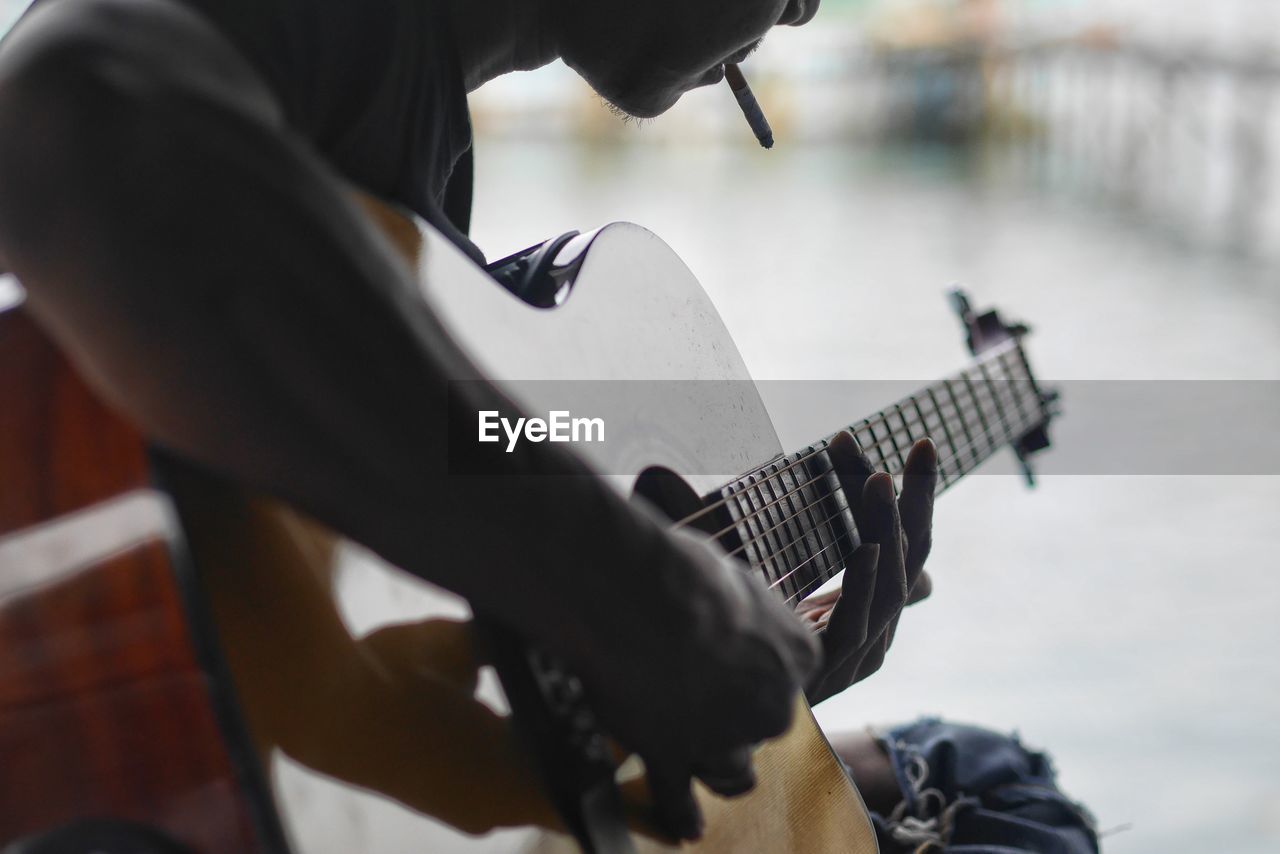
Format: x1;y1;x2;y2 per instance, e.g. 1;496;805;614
724;63;774;149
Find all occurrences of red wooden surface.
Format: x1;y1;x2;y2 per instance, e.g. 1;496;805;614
0;308;150;533
0;304;268;851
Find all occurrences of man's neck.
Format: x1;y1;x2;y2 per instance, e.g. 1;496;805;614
447;0;561;92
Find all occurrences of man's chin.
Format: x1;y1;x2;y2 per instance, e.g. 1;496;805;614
603;87;681;122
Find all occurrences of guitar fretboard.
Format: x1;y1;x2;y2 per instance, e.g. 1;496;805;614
705;338;1048;607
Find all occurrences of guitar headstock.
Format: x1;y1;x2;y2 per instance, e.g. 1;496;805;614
949;288;1061;486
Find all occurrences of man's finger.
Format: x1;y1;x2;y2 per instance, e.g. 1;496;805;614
853;628;891;684
828;431;876;530
806;544;879;704
797;589;840;624
646;761;704;841
695;746;757;798
802;607;831;628
812;628;875;703
820;543;879;667
863;472;908;623
898;438;937;578
907;569;933;605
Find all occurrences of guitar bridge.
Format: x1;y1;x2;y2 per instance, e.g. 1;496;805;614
476;618;635;854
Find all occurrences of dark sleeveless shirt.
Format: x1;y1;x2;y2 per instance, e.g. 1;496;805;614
173;0;481;261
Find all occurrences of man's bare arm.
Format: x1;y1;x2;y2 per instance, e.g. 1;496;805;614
0;10;815;837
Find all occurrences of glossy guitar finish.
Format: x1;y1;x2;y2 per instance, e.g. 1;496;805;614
0;305;285;851
266;199;881;853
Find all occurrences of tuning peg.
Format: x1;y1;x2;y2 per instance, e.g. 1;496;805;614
948;288;1034;356
1014;423;1053;489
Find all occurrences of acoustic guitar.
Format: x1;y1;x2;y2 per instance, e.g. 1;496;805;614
0;199;1057;853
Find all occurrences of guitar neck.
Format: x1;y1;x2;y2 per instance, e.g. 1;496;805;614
702;336;1050;607
845;336;1048;493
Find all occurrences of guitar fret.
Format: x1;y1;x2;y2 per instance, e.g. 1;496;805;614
955;379;992;473
991;354;1037;442
925;386;960;488
867;420;889;469
1003;355;1037;435
1012;340;1050;427
792;453;831;597
1003;350;1034;425
943;377;977;473
823;454;857;570
854;423;877;461
975;375;1005;458
910;394;934;436
985;354;1016;433
740;478;774;591
880;409;901;473
960;369;997;466
735;480;781;589
767;477;804;596
715;339;1047;607
938;363;1036;482
753;474;794;596
977;360;1014;448
802;450;840;592
894;403;913;464
898;402;917;443
904;397;924;470
788;474;819;599
729;446;849;602
749;463;791;600
999;363;1031;433
764;463;807;602
1001;348;1038;429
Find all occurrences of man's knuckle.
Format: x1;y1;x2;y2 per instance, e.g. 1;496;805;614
758;692;794;736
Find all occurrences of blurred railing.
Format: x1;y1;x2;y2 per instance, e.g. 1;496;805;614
876;35;1280;258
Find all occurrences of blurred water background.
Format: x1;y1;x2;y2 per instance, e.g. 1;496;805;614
4;0;1277;851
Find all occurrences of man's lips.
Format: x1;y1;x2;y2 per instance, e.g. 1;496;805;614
695;64;727;89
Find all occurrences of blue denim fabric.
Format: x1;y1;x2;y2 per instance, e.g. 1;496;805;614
868;718;1099;854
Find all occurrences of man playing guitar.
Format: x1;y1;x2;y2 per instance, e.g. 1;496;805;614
0;0;939;843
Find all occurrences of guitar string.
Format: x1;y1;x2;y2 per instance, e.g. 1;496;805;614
743;413;1031;584
724;480;843;561
669;337;1027;531
718;361;1040;607
765;450;994;606
711;397;1035;566
683;376;1031;546
700;468;831;543
721;376;1025;542
618;400;1037;622
752;505;848;592
669;340;1031;532
777;517;935;609
783;547;850;606
730;489;849;592
694;377;1037;551
778;530;856;605
727;407;1039;593
785;550;858;608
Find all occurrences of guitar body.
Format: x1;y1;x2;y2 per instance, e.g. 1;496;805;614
225;208;880;852
0;204;914;851
0;302;286;851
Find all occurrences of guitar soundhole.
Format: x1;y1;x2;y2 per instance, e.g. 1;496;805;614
633;467;716;535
